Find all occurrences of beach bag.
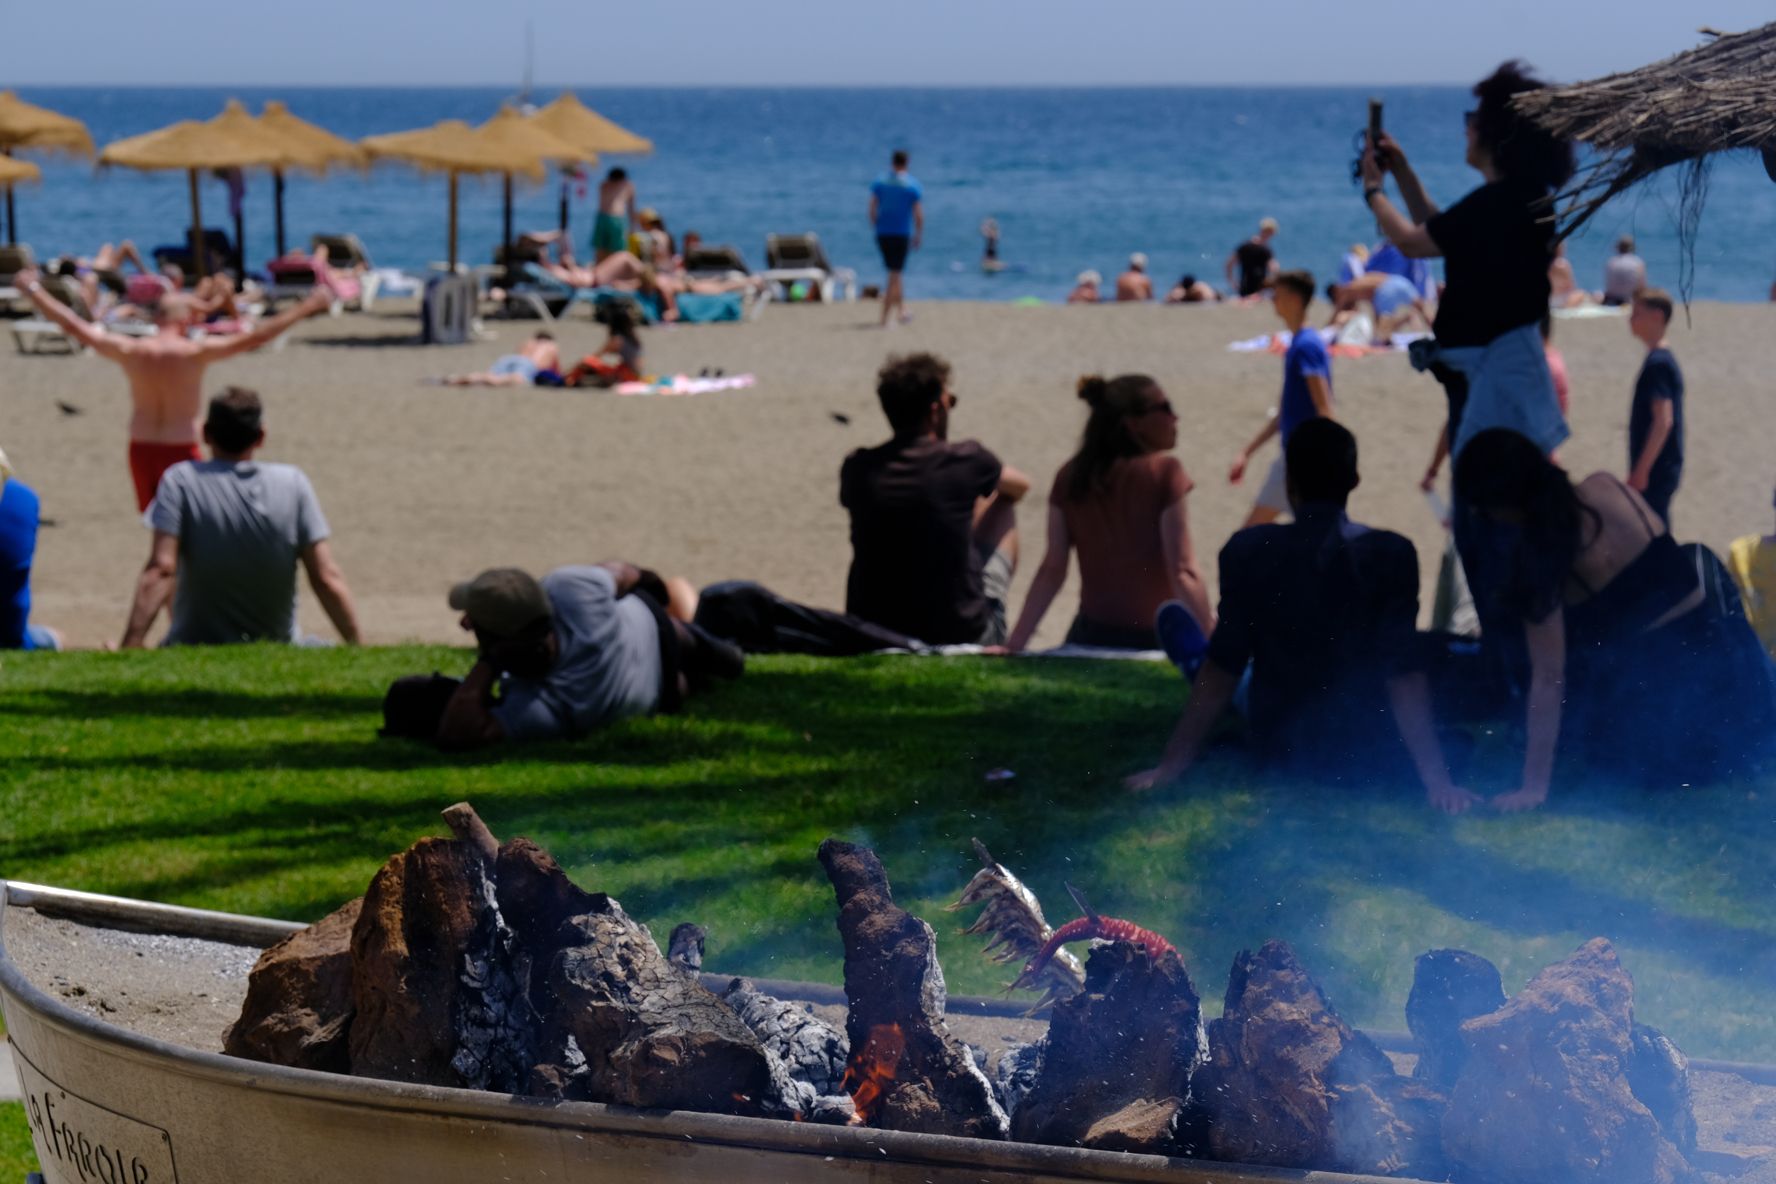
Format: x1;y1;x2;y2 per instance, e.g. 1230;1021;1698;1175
693;581;919;656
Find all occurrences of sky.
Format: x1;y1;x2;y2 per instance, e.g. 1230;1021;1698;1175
7;1;1773;87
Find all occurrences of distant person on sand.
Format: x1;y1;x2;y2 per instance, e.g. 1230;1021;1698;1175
1548;242;1592;309
1128;419;1472;810
14;266;331;512
566;303;645;387
869;149;923;328
1361;60;1573;648
1116;253;1154;302
437;332;561;387
1728;484;1776;661
1626;288;1684;527
1453;428;1776;804
593;167;636;262
1002;374;1214;654
1166;274;1221;304
0;446;60;651
1602;235;1646;306
433;563;743;750
122;388;360;649
841;352;1031;645
1229;270;1332;527
1225;217;1279;299
1067;270;1102;303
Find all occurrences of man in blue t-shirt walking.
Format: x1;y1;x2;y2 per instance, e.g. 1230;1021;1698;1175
868;149;923;328
1229;270;1334;527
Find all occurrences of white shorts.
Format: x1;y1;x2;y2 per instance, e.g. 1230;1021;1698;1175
1253;453;1289;514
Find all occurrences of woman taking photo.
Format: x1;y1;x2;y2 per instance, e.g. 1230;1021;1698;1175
1360;62;1574;633
1003;374;1213;653
1453;429;1776;810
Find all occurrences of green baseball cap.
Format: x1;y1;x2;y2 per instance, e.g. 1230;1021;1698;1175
447;568;552;638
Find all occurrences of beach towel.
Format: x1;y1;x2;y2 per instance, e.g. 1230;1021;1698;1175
611;374;757;397
674;292;745;323
1228;328;1427;356
1552;304;1627;320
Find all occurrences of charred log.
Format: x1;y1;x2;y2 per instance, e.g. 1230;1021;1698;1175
668;923;707;972
1406;948;1506;1089
1195;939;1445;1178
223;897;362;1072
1012;940;1205;1153
721;977;849;1096
818;838;1009;1140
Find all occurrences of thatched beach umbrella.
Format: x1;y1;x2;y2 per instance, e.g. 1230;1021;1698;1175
101;102;288;279
0;91;95;245
360;120;545;270
477;107;594;260
257;101;366;257
1514;22;1776;247
527;93;651;232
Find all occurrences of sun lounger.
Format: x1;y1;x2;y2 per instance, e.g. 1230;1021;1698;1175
0;244;35;311
683;245;751;280
507;264;664;325
763;233;857;302
152;230;234;282
307;234;381;310
10;276;155;354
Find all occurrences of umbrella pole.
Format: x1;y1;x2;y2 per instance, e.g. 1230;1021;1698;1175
503;173;513;259
3;147;14;245
188;168;207;281
557;170;568;236
274;169;287;258
233;202;246;281
447;172;459;272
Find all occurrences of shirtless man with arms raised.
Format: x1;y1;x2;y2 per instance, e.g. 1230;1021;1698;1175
14;267;331;511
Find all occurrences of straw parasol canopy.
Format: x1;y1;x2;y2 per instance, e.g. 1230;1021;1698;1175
256;101;366;256
528;92;652;156
0;91;94;245
102;101;293;278
0;155;41;186
478;106;595;260
1514;22;1776;269
361;119;553;268
529;93;650;235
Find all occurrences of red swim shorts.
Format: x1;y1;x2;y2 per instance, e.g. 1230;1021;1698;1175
129;440;202;512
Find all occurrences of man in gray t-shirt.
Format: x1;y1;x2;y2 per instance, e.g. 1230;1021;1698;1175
434;563;744;749
122;388;361;648
1602;235;1647;306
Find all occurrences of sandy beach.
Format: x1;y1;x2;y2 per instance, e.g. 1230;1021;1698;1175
4;297;1774;650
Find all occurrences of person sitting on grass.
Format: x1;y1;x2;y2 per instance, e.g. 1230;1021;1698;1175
434;563;743;750
566;304;644;388
437;332;560;387
841;352;1031;646
1128;419;1473;812
0;445;61;651
1228;270;1333;528
123;388;360;648
1729;483;1776;662
1002;374;1213;653
1451;428;1776;805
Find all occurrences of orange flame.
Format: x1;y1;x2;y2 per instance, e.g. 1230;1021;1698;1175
842;1023;906;1126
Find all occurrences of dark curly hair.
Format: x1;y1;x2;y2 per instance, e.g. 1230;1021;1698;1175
1472;60;1575;193
1454;428;1600;621
876;352;951;436
1065;374;1161;502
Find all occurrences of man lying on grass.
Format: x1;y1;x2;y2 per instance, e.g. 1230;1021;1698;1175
433;564;744;750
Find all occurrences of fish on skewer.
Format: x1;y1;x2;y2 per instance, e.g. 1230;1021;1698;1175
948;838;1085;1013
1013;882;1179;990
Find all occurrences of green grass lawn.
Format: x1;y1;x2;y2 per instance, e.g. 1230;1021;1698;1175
1;643;1772;1131
0;1103;31;1181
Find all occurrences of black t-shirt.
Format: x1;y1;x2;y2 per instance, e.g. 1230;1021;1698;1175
1206;506;1423;781
840;436;1002;644
1629;347;1685;483
1234;240;1274;297
1425;179;1553;348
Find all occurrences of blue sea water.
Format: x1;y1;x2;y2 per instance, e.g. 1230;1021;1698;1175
7;86;1775;302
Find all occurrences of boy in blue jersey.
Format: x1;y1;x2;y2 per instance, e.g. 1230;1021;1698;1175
1228;270;1334;527
868;149;923;328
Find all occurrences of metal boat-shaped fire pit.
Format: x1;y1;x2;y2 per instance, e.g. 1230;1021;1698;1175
1;879;1450;1184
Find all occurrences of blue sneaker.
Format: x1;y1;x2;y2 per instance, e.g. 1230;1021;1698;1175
1154;601;1207;678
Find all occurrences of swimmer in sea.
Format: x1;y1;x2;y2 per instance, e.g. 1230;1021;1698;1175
981;218;1003;272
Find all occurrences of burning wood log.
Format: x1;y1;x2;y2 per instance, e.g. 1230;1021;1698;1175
818;838;1009;1140
721;977;849;1096
668;923;707;972
1193;939;1445;1178
1011;940;1206;1153
223;897;362;1072
1442;938;1697;1184
1405;948;1506;1090
535;901;803;1118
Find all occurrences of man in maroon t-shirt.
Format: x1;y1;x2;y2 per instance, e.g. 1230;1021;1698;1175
840;353;1031;645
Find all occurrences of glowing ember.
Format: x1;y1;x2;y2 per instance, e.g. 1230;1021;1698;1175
842;1023;906;1125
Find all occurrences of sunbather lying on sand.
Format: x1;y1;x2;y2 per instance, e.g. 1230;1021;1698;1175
436;332;561;387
